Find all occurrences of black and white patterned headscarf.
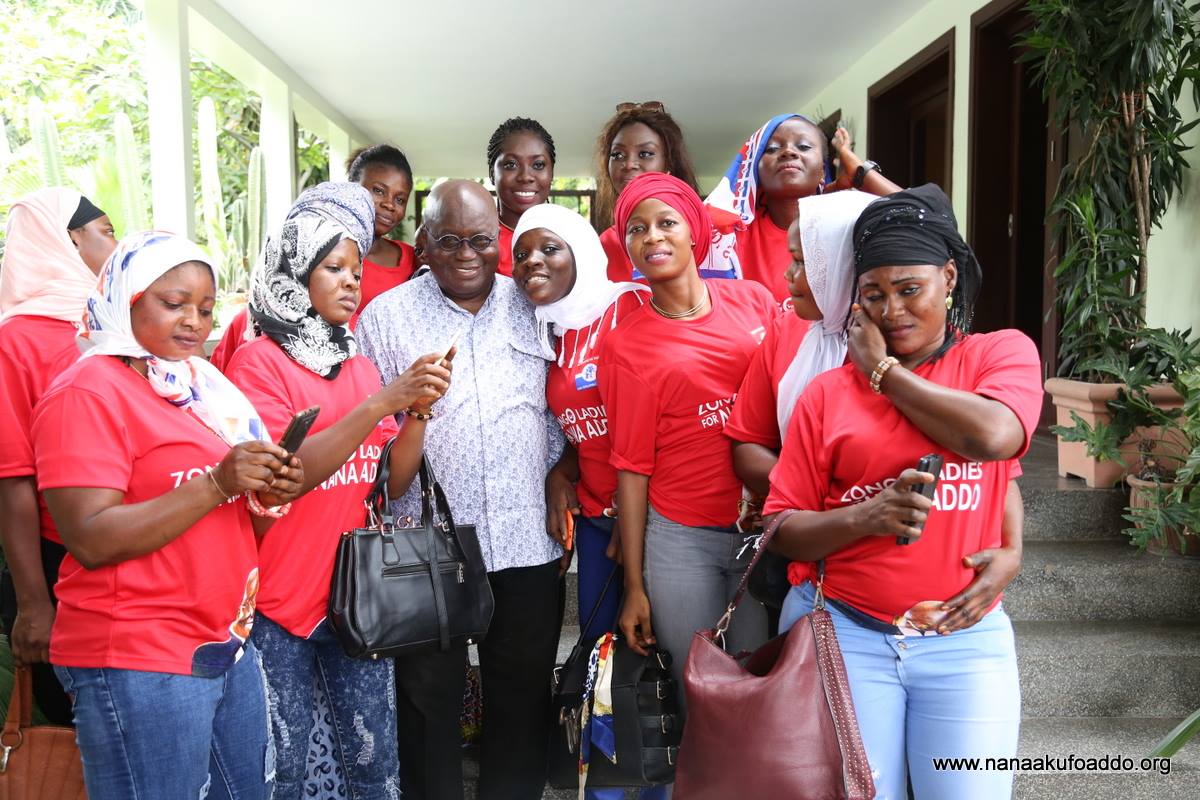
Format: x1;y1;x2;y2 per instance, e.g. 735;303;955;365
249;182;375;379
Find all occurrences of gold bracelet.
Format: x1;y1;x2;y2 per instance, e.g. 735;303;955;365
207;468;231;500
870;356;900;394
404;407;434;420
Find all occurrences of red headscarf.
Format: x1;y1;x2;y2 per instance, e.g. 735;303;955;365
613;172;713;266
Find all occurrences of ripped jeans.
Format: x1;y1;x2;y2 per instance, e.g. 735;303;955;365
253;614;400;800
53;639;272;800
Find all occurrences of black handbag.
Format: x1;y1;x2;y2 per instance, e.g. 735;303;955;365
548;568;681;789
328;439;494;659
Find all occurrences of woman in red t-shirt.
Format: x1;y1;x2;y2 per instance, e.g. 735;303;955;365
487;117;556;277
598;174;777;713
227;182;452;799
32;231;303;800
591;103;701;283
765;184;1041;800
704;115;901;302
347;144;419;318
0;189;116;725
511;203;648;635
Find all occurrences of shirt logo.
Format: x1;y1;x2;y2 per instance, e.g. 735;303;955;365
575;363;598;390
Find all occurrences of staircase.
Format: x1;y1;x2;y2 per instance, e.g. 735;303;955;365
468;438;1200;799
1009;436;1200;799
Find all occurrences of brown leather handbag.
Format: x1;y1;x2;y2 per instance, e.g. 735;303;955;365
673;510;875;800
0;666;87;799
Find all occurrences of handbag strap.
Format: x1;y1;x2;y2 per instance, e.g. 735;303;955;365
810;609;876;798
712;508;804;637
574;565;620;650
424;515;452;652
364;436;399;526
2;665;31;766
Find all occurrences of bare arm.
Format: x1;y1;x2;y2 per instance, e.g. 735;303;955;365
768;469;935;562
830;127;904;195
545;444;580;547
615;470;656;656
0;477;54;665
938;480;1023;633
732;441;778;497
45;441;297;569
847;306;1026;462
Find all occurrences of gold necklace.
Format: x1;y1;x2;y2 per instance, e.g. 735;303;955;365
650;285;710;319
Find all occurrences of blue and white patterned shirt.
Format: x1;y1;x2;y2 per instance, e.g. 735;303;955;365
356;273;564;572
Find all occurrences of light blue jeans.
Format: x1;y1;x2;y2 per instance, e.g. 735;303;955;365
54;640;272;800
780;582;1021;800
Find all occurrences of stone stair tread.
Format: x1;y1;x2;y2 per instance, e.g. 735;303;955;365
1018;717;1200;769
1014;619;1200;657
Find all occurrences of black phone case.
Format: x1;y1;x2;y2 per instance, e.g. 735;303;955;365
279;406;320;455
898;453;944;544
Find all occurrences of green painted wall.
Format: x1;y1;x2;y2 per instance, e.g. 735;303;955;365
796;0;1200;333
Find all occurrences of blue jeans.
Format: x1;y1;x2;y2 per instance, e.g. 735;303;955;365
253;614;400;800
642;507;767;717
576;516;622;641
780;582;1021;800
54;640;271;800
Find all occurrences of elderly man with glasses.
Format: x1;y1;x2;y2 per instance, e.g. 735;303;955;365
357;179;565;800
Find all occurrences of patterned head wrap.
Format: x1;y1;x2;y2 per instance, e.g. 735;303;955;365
614;173;714;268
249;182;375;379
82;231;267;446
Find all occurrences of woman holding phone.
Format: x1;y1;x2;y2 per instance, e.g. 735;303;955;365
764;184;1041;800
225;183;453;799
31;231;303;799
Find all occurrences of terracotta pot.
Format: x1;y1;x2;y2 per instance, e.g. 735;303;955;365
1127;474;1200;558
1045;377;1184;488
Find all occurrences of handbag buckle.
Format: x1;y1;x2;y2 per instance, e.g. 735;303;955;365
0;729;21;773
656;680;668;701
667;746;677;766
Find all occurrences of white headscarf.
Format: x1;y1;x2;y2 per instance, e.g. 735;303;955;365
0;188;96;322
82;231;267;446
775;190;877;437
511;203;648;364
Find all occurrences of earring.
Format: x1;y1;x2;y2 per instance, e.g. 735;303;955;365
945;295;954;310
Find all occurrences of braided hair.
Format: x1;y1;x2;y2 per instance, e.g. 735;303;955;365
346;144;413;184
486;117;556;173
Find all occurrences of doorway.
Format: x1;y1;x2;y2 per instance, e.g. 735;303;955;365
967;0;1062;419
868;31;955;194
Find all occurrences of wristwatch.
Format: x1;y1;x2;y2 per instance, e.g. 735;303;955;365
853;160;882;190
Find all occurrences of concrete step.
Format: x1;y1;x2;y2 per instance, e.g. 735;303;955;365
1016;621;1200;718
1003;539;1200;622
1020;484;1128;542
1013;717;1200;799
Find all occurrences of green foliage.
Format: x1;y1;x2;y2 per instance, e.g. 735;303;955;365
197;96;230;286
113;111;147;232
1152;706;1200;757
1021;0;1200;377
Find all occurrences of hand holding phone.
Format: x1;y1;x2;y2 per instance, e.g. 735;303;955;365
898;453;943;545
278;406;320;456
437;329;463;367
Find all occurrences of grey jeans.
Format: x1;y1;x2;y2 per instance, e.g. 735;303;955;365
643;506;768;717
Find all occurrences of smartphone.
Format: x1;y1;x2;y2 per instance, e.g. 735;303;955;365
278;406;320;456
898;453;943;545
438;329;464;367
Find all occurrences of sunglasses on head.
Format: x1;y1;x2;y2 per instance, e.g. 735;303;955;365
616;101;666;113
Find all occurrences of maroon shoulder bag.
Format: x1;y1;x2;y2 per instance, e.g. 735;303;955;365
673;509;876;799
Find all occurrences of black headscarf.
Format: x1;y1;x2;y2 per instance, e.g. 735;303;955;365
67;195;104;231
852;183;982;337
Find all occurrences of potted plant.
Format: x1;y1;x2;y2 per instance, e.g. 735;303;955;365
1124;366;1200;556
1022;0;1200;485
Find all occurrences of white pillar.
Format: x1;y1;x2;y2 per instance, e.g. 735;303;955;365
327;122;352;182
259;74;296;227
143;0;195;236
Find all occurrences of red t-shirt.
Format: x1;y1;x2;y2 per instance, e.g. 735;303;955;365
226;337;399;637
547;291;647;518
0;315;83;545
356;239;416;320
735;217;791;303
497;224;515;278
32;355;260;677
763;330;1043;623
725;311;813;451
600;224;649;284
599;280;777;527
209;307;250;374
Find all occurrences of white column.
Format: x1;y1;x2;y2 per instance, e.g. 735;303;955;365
143;0;195;236
259;74;296;228
327;122;352;182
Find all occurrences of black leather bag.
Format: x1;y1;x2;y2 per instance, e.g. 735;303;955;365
328;440;494;659
548;569;681;789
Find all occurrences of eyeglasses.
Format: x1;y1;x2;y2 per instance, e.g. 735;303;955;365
429;233;498;253
616;101;665;113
